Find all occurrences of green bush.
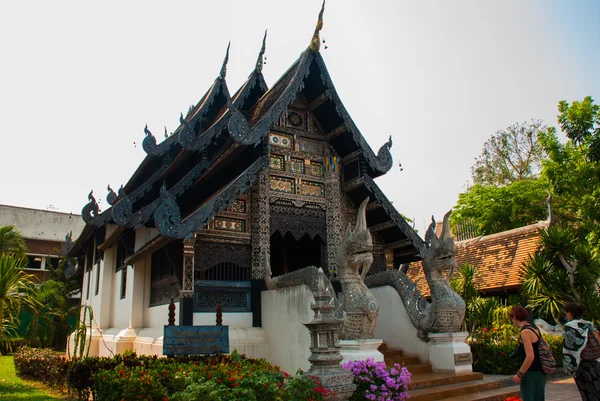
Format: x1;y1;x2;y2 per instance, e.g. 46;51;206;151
17;347;330;401
93;350;328;401
470;326;563;375
95;365;169;401
13;345;69;388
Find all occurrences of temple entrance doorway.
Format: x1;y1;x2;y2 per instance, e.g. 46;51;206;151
269;232;324;276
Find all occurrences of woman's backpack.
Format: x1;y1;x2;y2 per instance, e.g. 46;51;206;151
581;326;600;361
524;325;556;375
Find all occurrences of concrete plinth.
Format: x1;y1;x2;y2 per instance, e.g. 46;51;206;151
428;332;473;373
339;338;384;364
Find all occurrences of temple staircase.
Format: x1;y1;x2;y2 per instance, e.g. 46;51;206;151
379;344;521;401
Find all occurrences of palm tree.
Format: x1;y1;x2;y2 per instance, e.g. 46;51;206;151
521;225;600;324
451;263;482;331
0;254;40;351
0;225;27;258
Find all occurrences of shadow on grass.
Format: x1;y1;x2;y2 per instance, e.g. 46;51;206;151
0;382;61;400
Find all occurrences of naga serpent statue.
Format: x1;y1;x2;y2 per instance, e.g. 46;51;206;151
336;197;379;339
365;210;465;341
420;211;465;334
264;197;378;340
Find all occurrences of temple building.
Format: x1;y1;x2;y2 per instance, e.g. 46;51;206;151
67;11;425;358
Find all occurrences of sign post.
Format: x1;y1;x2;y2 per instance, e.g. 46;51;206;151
163;325;230;356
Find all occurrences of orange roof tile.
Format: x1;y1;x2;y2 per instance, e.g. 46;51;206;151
405;221;549;296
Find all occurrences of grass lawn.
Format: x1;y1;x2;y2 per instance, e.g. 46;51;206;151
0;355;69;400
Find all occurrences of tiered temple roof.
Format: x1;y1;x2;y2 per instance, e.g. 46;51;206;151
68;11;424;270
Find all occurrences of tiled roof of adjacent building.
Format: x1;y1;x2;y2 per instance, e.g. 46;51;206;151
405;220;550;296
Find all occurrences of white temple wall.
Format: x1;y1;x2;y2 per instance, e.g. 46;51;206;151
135;227;159;250
193;312;252;328
131;261;146;328
371;286;430;363
82;239;110;332
261;285;313;374
98;246;116;329
110;267;134;329
146;302;177;328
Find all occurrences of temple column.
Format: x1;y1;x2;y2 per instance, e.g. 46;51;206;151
179;237;195;326
250;171;270;327
251;171;270;279
324;157;342;275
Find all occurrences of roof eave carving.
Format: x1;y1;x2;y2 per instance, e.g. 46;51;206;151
178;78;232;150
110;64;269;229
312;54;393;176
81;190;114;226
112;157;210;229
154;156;269;239
226;50;393;176
228;51;312;146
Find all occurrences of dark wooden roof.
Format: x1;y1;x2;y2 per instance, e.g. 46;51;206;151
70;46;423;266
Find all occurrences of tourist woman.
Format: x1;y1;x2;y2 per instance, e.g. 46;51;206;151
562;302;600;399
510;305;546;401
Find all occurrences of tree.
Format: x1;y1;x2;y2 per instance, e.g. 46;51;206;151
451;178;549;236
27;280;72;350
471;120;547;186
0;225;27;258
520;225;600;324
540;96;600;250
557;96;600;161
450;263;513;333
0;254;40;351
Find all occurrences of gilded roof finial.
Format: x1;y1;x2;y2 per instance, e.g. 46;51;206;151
219;42;231;80
255;30;267;73
309;0;325;52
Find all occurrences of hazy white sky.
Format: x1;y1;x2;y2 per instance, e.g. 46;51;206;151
1;0;598;234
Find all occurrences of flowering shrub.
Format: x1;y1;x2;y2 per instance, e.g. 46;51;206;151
469;326;563;375
91;350;329;401
13;346;69;388
342;358;411;401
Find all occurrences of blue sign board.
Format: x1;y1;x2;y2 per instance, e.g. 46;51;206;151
163;325;229;356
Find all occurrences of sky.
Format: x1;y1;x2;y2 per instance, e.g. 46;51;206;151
0;0;599;235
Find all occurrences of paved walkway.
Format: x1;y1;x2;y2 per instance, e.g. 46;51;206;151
546;376;581;401
485;373;581;400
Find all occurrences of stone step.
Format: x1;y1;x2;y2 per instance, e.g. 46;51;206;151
404;363;433;374
407;377;503;401
408;372;484;390
437;385;521;401
379;343;519;401
384;354;420;367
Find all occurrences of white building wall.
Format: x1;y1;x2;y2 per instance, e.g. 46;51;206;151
0;204;85;241
111;267;134;329
261;285;313;374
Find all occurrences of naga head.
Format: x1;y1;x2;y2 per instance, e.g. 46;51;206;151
337;198;373;277
422;210;456;273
